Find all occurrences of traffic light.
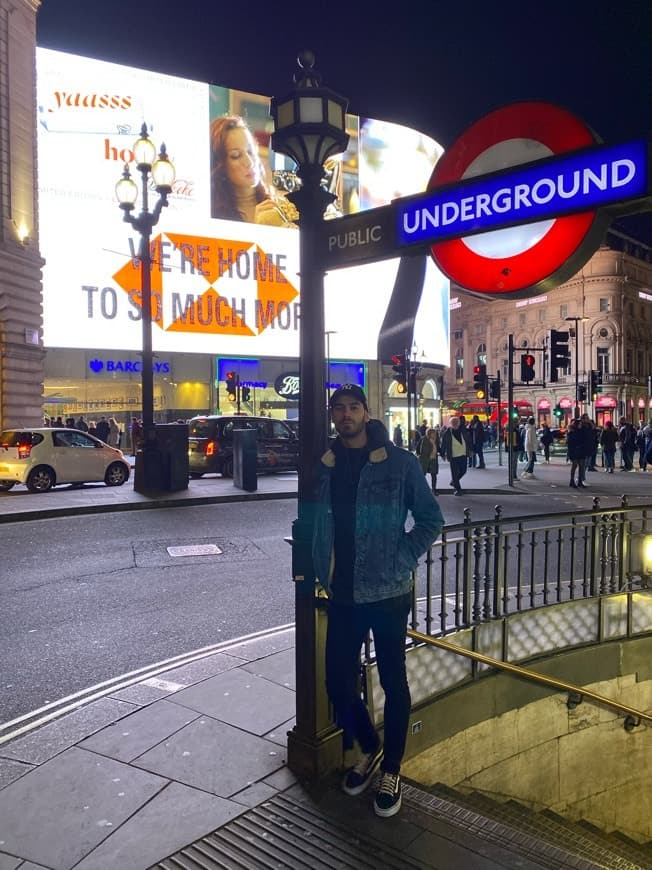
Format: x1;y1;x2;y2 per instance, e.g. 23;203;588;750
553;405;563;419
489;378;500;400
589;370;600;399
520;353;536;383
549;329;570;382
473;364;487;399
241;385;251;402
577;384;587;402
225;371;237;401
391;354;407;394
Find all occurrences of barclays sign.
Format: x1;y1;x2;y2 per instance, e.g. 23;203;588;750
88;358;171;374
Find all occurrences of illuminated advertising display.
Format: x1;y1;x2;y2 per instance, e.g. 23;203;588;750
36;49;449;366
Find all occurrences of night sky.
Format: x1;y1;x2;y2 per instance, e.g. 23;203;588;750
36;0;652;241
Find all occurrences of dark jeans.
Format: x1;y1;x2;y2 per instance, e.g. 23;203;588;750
326;593;412;775
473;445;485;467
450;455;467;491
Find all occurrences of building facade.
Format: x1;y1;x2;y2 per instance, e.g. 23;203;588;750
0;0;44;428
444;230;652;427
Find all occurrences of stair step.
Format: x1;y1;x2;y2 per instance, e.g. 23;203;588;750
407;781;652;870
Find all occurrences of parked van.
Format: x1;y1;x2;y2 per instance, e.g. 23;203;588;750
187;415;299;478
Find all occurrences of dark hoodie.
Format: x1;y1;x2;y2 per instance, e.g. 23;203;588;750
330;419;390;604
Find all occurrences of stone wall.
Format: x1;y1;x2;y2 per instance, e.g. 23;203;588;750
0;0;45;429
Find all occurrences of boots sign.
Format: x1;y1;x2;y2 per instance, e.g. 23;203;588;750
320;102;651;298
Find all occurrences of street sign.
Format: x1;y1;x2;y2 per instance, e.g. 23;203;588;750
425;102;649;297
318;102;651;299
318;204;397;270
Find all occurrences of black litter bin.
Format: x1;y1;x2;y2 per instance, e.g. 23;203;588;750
153;423;189;491
233;427;257;492
134;424;188;493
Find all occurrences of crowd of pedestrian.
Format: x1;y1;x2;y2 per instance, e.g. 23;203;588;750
393;412;652;494
513;414;652;485
44;414;130;449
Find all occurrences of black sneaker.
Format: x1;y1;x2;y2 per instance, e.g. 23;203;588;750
374;771;402;817
342;745;383;796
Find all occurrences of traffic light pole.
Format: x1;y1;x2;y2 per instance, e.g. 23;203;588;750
508;334;515;486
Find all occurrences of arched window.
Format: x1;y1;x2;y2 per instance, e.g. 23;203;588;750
476;343;487;367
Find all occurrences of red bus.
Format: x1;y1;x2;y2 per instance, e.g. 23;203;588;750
456;400;534;427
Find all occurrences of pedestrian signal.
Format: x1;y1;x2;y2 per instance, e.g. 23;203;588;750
225;371;237;402
391;354;407;394
549;329;570;382
520;354;535;383
472;364;487;398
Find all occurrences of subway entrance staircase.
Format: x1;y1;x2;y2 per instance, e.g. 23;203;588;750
151;776;652;869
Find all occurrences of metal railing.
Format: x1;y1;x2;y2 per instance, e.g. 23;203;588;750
407;629;652;731
362;498;651;723
409;496;650;638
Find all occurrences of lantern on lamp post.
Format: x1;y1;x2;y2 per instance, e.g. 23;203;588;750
115;123;175;493
270;51;349;777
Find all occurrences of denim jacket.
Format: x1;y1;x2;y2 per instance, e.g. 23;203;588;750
312;432;444;604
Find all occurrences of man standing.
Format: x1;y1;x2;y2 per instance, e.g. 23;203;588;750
441;416;472;495
312;385;443;818
469;415;486;468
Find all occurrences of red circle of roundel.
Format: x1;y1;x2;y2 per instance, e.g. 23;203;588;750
429;102;601;296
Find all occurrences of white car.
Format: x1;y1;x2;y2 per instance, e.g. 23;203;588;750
0;427;130;493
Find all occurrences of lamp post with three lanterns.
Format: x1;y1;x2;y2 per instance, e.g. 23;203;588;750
115;123;175;493
270;51;349;777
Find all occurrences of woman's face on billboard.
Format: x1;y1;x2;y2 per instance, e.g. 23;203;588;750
224;126;261;191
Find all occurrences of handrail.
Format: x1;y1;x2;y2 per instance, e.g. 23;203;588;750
407;628;652;731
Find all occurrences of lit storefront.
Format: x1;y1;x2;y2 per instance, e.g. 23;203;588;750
36;49;449;432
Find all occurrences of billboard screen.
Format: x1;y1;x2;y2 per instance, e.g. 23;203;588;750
36;49;449;366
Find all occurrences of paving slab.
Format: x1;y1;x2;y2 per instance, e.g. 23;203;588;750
170;667;295;735
73;781;244;870
241;645;296;690
78;699;200;763
0;758;33;789
0;698;138;765
0;746;166;870
133;715;285;797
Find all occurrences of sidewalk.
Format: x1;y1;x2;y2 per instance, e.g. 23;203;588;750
1;451;651;525
1;458;651;868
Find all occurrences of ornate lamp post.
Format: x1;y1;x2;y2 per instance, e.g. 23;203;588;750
270;52;349;777
115;124;175;493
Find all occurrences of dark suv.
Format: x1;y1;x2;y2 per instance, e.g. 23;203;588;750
187;415;299;478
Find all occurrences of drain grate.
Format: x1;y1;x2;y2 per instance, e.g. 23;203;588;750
166;543;223;558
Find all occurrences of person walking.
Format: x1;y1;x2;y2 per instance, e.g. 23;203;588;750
312;384;443;818
469;415;486;468
567;419;586;487
540;422;553;463
599;420;618;472
441;416;472;495
392;423;404;448
417;427;440;493
520;417;538;478
618;417;636;471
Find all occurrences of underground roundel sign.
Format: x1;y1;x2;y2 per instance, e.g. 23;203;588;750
428;102;606;297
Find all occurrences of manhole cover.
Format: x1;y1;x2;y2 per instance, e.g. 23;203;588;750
166;544;223;558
